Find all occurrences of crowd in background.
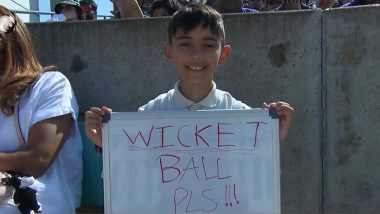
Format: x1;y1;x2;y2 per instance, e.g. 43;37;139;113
50;0;380;22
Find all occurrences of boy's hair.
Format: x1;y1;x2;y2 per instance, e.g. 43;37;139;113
167;3;225;45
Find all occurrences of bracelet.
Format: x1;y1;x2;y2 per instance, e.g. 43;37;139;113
94;145;103;154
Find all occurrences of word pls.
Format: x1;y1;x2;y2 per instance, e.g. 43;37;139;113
173;184;239;214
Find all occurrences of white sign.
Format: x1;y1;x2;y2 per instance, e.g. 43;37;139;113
102;109;280;214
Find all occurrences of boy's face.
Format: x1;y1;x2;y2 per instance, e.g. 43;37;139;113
164;25;231;87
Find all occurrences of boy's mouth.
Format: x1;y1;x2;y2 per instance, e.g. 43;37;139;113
187;66;206;71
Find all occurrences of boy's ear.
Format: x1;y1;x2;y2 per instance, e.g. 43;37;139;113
218;45;231;64
164;44;173;61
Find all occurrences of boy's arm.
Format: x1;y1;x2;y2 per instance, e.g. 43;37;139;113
85;106;112;147
262;101;294;144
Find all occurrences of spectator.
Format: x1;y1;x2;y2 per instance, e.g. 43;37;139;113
53;0;83;21
275;0;312;11
341;0;380;7
333;0;351;7
317;0;339;9
80;0;97;20
0;5;82;214
264;0;282;10
247;0;265;11
149;0;190;17
212;0;260;13
302;0;315;8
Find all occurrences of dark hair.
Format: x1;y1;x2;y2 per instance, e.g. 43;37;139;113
80;0;97;9
150;0;189;16
80;0;97;20
167;3;225;44
75;6;84;20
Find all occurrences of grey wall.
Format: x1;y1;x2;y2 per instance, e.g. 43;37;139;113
27;5;380;213
323;7;380;213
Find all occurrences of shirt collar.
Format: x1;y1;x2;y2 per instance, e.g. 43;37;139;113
174;81;217;110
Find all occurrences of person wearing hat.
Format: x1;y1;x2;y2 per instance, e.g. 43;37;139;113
54;0;83;21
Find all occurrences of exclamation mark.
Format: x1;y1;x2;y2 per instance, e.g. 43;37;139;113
234;184;240;205
229;184;233;207
225;184;228;206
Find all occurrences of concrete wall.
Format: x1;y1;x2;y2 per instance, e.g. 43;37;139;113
26;5;380;213
323;6;380;214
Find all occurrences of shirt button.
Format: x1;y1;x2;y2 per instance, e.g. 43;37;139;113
192;104;202;110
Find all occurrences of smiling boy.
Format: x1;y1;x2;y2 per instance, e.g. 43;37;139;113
85;3;294;147
139;4;245;111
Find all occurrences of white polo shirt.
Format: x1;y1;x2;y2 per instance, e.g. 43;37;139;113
0;71;83;214
138;81;251;112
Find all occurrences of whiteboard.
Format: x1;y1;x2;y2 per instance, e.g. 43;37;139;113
102;109;280;214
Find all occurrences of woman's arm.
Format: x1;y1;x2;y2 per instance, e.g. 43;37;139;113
0;113;73;177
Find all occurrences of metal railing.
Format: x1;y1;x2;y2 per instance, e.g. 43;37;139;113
11;9;113;20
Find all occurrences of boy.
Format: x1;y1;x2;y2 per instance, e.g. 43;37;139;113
85;3;294;147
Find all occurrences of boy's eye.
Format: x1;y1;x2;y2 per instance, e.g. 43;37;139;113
204;43;217;48
178;43;190;47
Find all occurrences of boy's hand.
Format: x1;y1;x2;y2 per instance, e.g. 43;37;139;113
262;101;294;144
85;106;112;147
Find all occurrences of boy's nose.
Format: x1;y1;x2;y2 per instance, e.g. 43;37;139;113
190;48;203;60
191;54;202;61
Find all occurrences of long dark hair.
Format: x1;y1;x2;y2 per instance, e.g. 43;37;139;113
0;6;56;116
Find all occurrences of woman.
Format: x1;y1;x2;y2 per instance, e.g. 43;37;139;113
0;6;82;214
